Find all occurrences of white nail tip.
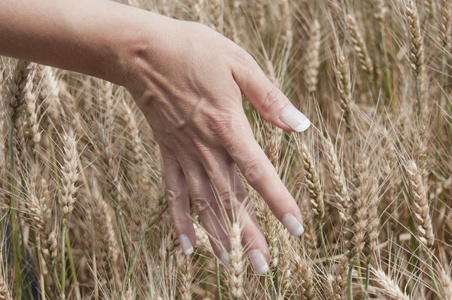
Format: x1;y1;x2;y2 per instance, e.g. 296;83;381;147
282;213;305;237
249;250;269;275
184;246;194;256
294;119;311;132
292;225;305;237
256;264;269;275
280;105;311;132
179;234;194;255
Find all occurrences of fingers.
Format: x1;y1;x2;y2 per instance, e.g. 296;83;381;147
231;51;311;132
167;142;271;274
161;147;195;256
202;152;270;274
181;158;231;262
224;127;305;237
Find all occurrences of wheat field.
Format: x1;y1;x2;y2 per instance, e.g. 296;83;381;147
1;0;452;299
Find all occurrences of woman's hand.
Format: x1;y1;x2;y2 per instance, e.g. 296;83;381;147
0;0;310;273
124;17;310;272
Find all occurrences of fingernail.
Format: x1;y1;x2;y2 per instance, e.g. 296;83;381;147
179;234;194;255
280;105;311;132
249;250;269;274
220;252;229;267
282;213;305;237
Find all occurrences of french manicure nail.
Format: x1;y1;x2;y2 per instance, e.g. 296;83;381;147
280;105;311;132
220;252;229;267
249;250;269;274
282;213;305;237
179;234;194;255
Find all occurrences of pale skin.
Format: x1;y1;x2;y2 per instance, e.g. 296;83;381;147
1;0;310;273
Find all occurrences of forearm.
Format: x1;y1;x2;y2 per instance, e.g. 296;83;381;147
0;0;164;86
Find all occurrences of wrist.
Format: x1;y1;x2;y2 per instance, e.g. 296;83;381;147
115;11;189;98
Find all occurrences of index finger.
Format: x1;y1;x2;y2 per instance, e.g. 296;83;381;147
224;126;305;237
230;51;310;133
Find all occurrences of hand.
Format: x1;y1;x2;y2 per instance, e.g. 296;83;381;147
0;0;309;273
123;17;310;273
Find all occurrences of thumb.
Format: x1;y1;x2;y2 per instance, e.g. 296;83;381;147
231;52;311;132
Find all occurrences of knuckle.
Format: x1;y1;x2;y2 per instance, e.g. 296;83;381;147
262;87;283;113
192;196;211;216
166;189;184;206
219;191;235;213
244;161;266;187
219;190;247;214
206;112;241;141
235;51;255;71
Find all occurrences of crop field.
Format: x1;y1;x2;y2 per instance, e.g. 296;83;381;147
1;0;452;299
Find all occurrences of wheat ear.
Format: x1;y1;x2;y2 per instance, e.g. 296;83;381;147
299;140;324;220
228;222;245;299
439;0;452;51
23;64;40;147
335;48;353;131
193;0;205;23
177;252;194;300
227;0;241;44
440;267;452;300
406;160;434;248
290;251;315;299
210;0;223;33
322;134;349;220
406;0;425;114
373;268;410;300
346;14;373;75
306;19;321;94
280;0;293;50
60;128;78;217
381;131;400;231
0;271;11;300
406;0;424;78
91;175;120;291
255;0;267;34
345;155;369;262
